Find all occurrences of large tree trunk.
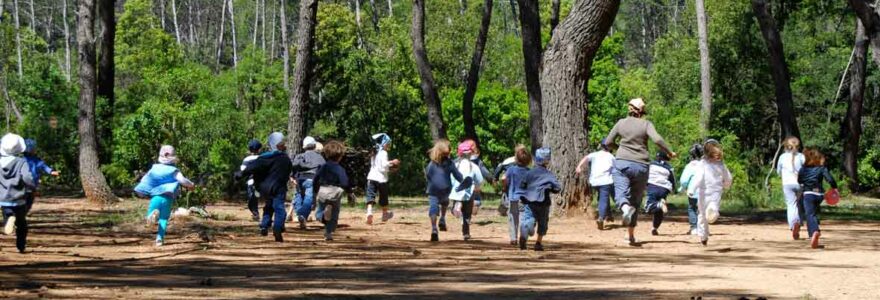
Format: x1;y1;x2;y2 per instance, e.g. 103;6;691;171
76;0;117;204
848;0;880;67
287;0;318;156
280;0;289;90
411;0;448;140
98;0;116;163
516;0;543;149
752;0;800;139
462;0;493;145
844;20;868;192
696;0;711;138
540;0;619;216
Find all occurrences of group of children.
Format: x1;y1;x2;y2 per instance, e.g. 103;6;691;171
0;133;59;253
776;137;838;249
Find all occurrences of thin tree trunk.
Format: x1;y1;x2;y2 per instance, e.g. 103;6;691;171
462;0;492;145
287;0;318;156
270;0;277;58
27;0;34;28
549;0;559;36
540;0;620;216
159;0;166;30
844;19;868;192
44;3;53;44
280;0;289;90
228;0;238;66
261;0;267;50
97;0;116;163
752;0;799;139
13;0;23;78
849;0;880;68
507;0;518;36
516;0;542;149
0;0;4;23
63;0;71;81
171;0;181;43
387;0;392;16
354;0;363;48
76;0;117;204
696;0;711;138
253;0;260;47
459;0;467;14
411;0;448;140
217;0;226;66
188;0;196;47
369;0;379;32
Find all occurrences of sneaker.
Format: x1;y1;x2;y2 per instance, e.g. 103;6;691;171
274;231;284;243
145;210;158;225
298;216;306;230
625;235;639;246
810;231;821;249
260;228;268;236
607;215;615;222
651;229;659;236
621;204;636;227
3;215;16;235
596;219;604;230
792;224;801;240
518;237;527;250
381;211;394;222
689;228;699;236
700;238;708;246
659;199;668;214
325;233;333;241
706;207;719;224
509;240;517;246
155;239;164;247
366;213;374;225
463;234;471;241
251;214;260;222
534;243;544;251
431;231;439;242
438;220;447;232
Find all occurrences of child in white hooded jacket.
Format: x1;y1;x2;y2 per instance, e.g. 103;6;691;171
687;139;732;246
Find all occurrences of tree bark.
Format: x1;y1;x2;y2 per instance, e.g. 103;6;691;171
159;0;166;30
287;0;318;156
253;0;260;47
387;0;392;17
752;0;799;140
228;0;238;66
696;0;711;138
549;0;560;36
261;0;267;50
369;0;380;32
63;0;72;81
27;0;34;29
462;0;492;145
280;0;289;90
270;0;277;58
844;19;868;192
13;0;23;78
848;0;880;67
76;0;117;204
516;0;542;149
98;0;116;163
217;0;227;66
411;0;448;141
171;0;181;43
188;0;196;46
540;0;619;216
354;0;364;48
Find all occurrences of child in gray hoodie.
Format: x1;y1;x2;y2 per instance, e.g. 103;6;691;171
0;134;36;253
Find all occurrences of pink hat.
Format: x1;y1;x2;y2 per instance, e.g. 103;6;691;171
457;140;474;156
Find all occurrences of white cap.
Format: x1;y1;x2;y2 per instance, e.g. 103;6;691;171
0;133;25;156
303;136;317;149
628;98;646;111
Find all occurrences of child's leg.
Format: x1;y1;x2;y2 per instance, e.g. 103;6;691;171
146;196;163;219
803;194;822;238
156;196;172;242
365;181;377;223
428;195;440;231
272;193;287;234
696;192;709;241
296;179;315;220
328;200;341;233
316;200;327;224
508;201;520;242
597;185;610;221
14;205;28;251
260;196;274;230
461;199;474;237
535;204;550;244
520;204;536;242
782;184;801;229
24;193;34;215
378;182;392;220
246;185;260;219
687;197;698;231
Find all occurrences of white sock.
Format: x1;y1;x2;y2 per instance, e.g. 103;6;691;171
367;205;373;215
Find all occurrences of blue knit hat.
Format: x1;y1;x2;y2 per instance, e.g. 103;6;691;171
535;147;552;165
247;139;262;153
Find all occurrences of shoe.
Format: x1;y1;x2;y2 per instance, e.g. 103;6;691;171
534;243;544;251
510;240;517;246
298;216;306;230
625;235;639;246
17;247;25;254
382;211;394;222
155;239;164;247
325;233;333;241
260;228;268;236
621;205;636;227
607;215;615;222
431;231;439;242
274;231;284;243
463;234;471;241
660;199;668;214
706;207;719;224
438;220;447;232
596;219;604;230
145;210;158;225
700;238;708;246
366;213;374;225
810;232;821;249
518;237;527;250
651;229;659;236
792;224;801;240
251;214;260;222
4;215;16;235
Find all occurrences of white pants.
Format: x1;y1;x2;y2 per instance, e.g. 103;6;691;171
696;191;722;240
782;184;802;229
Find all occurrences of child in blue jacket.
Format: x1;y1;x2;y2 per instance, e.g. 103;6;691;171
239;132;293;242
22;139;60;213
502;145;530;245
516;148;562;251
134;145;194;247
424;139;470;242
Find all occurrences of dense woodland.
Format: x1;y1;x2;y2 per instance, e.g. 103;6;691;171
0;0;878;212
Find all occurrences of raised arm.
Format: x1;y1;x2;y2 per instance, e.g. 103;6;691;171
575;154;590;175
646;121;673;157
175;172;195;189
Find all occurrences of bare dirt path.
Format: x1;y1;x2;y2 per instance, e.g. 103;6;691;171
1;198;877;299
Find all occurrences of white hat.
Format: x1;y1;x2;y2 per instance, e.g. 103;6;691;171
628;98;646;111
0;133;26;156
268;132;285;151
158;145;178;164
303;136;317;149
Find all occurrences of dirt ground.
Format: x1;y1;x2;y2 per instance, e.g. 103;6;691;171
0;197;878;299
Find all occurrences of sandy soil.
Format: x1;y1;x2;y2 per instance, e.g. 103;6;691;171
0;197;877;299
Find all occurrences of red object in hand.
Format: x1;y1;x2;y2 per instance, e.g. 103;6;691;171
825;188;840;206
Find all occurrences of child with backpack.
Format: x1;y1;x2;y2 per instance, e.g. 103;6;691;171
516;148;562;251
0;134;36;253
290;136;326;229
134;145;195;247
687;140;732;246
449;141;484;241
678;144;704;235
575;140;616;230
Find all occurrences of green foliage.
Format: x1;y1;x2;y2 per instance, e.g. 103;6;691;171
442;83;530;164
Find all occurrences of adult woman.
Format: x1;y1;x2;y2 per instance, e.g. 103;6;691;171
776;136;805;239
603;98;676;245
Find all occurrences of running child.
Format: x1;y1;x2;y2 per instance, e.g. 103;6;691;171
0;134;36;253
424;139;469;242
365;133;400;224
777;136;805;239
798;148;837;249
290;136;326;229
516;148;562;251
645;152;676;235
239;132;292;242
314;141;355;241
687;140;732;246
134;145;195;247
576;139;615;230
450;141;484;241
464;140;494;215
502;145;530;245
241;139;262;221
678;144;704;235
22;139;60;214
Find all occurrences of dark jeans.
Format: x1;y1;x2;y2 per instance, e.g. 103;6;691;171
246;185;259;218
644;185;671;230
2;205;28;252
687;197;698;230
520;202;550;241
456;199;475;236
260;192;287;234
366;180;389;207
594;184;614;221
803;193;824;238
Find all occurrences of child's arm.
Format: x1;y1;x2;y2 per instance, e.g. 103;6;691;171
823;167;838;190
239;157;268;177
678;165;692;194
721;164;733;190
176;172;195;189
687;164;704;198
603;122;620;150
646;121;675;158
668;166;677;193
575;154;590;175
